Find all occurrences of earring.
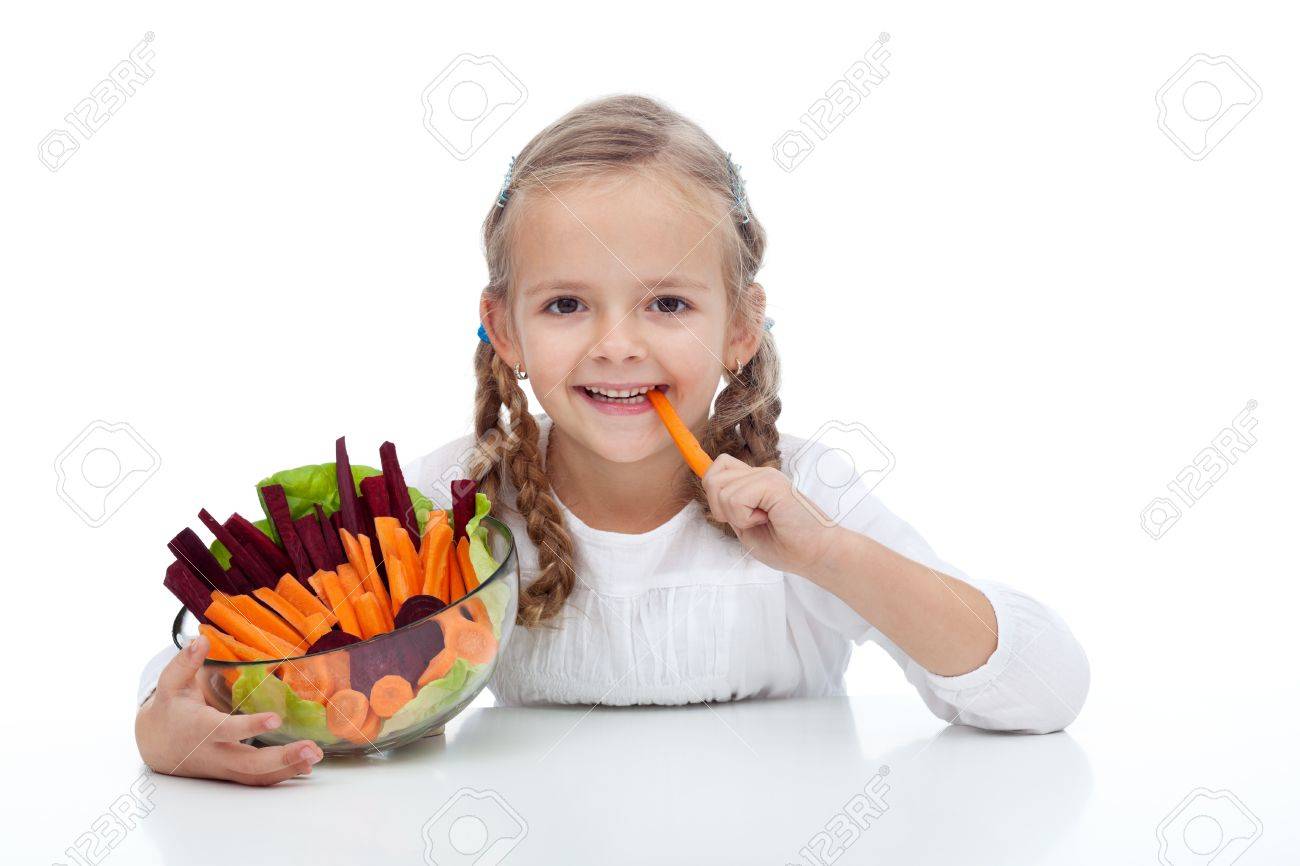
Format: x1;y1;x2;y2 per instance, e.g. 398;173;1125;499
515;362;528;381
734;357;745;376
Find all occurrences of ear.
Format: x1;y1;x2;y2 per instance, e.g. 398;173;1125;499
480;294;520;368
727;282;766;366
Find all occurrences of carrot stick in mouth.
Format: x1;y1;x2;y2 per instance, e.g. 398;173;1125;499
645;389;713;478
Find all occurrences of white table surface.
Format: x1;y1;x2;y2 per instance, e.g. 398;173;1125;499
17;693;1298;865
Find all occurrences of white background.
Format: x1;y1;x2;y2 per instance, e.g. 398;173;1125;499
3;1;1297;862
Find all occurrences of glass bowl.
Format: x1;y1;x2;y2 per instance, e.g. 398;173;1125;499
172;515;518;755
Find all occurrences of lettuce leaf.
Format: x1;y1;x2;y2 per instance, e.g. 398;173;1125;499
285;691;339;744
209;462;434;562
465;493;499;582
470;581;507;639
230;664;289;719
255;462;382;544
231;664;341;744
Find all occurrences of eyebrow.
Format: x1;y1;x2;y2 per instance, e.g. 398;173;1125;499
523;276;713;296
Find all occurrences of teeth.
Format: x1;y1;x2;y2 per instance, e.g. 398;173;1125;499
584;385;653;398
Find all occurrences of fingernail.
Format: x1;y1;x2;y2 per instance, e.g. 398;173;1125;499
187;637;202;657
301;746;321;764
264;715;281;730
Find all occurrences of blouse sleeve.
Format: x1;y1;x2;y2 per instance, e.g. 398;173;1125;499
137;644;179;706
785;443;1090;735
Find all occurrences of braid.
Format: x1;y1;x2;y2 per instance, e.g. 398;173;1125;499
693;331;783;538
472;342;578;627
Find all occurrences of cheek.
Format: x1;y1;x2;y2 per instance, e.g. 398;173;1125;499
662;338;724;421
517;327;583;392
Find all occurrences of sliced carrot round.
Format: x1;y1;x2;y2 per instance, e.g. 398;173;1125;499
282;658;332;704
370;675;414;718
325;688;370;740
418;648;457;688
444;616;498;666
353;709;382;744
462;597;490;625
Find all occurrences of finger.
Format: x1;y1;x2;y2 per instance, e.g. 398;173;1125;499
221;739;323;777
702;453;745;489
156;636;208;696
230;758;316;787
718;473;776;529
206;709;284;744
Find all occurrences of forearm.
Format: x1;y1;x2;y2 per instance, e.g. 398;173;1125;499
808;526;998;676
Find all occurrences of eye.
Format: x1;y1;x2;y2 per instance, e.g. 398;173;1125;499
544;296;586;315
650;296;691;314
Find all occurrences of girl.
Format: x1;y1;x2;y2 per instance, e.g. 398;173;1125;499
136;94;1089;785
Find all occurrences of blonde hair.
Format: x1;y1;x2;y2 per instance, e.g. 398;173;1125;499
471;94;781;627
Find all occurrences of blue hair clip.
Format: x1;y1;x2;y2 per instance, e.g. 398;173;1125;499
496;155;517;208
764;316;775;331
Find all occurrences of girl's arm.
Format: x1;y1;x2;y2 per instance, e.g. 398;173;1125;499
704;453;1090;734
810;528;998;677
802;510;1090;734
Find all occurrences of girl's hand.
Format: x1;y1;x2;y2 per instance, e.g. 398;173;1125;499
701;454;841;578
135;636;323;786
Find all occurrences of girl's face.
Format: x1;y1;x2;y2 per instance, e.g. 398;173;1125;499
485;172;758;466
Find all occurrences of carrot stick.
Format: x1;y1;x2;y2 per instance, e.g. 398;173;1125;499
197;628;244;685
387;559;412;616
276;574;337;627
376;516;422;596
324;689;370;740
252;588;313;640
337;563;363;599
200;623;272;662
319;570;362;638
300;612;332;644
222;593;303;646
339;528;365;574
394;530;422;595
369;674;414;718
374;516;401;568
421;522;452;600
307;572;325;599
446;542;465;603
419;510;448;569
197;624;238;659
204;600;300;658
457;536;478;591
357;533;393;628
645;389;713;478
354;591;390;639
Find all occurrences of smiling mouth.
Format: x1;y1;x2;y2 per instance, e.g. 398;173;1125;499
575;384;667;405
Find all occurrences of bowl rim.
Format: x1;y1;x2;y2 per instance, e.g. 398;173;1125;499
172;514;516;666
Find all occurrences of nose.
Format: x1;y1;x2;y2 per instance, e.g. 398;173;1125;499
590;309;648;364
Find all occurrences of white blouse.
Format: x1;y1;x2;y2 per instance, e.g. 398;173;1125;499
402;415;1090;734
